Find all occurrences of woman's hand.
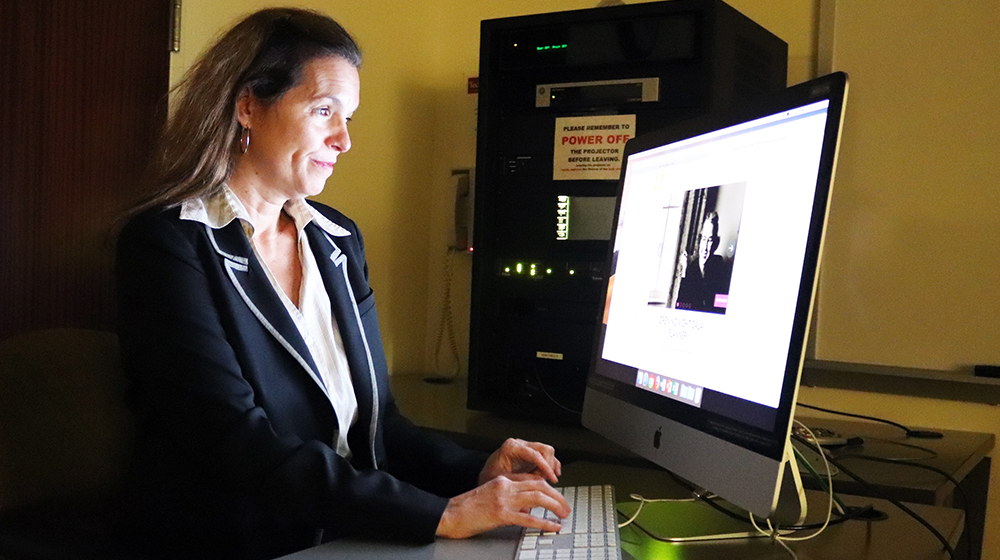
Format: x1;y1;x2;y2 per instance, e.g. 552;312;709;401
478;438;562;485
435;476;571;539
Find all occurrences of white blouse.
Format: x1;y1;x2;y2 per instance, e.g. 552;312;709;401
181;186;358;459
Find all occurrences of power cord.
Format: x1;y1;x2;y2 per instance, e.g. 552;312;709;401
797;402;943;439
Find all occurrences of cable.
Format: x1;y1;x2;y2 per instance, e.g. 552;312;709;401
749;423;834;544
792;434;958;560
793;445;847;515
773;536;799;560
653;465;876;531
530;365;583;415
797;402;943;439
835;453;971;560
691;487;874;531
427;249;461;383
616;490;842;560
834;455;969;512
617;494;696;529
662;467;870;532
858;437;938;461
615;489;850;539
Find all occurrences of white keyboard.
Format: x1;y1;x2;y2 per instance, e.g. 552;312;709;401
515;484;622;560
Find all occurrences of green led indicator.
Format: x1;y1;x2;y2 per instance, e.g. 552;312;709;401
516;263;523;274
546;268;553;274
504;267;511;273
569;269;576;275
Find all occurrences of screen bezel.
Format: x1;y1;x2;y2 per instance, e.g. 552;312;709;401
582;72;848;517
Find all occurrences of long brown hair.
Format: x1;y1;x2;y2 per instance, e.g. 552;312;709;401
125;8;362;218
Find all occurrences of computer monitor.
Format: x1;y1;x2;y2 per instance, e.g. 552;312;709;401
581;72;849;522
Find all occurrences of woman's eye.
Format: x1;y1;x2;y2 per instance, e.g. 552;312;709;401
316;107;331;117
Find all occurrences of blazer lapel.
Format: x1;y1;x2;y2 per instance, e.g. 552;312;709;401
306;225;380;466
205;221;327;395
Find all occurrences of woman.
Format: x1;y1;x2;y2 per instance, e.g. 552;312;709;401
115;8;569;559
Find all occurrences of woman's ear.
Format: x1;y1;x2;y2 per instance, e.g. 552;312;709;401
235;88;254;129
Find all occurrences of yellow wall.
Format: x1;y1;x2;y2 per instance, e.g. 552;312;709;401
173;0;998;556
816;0;1000;371
809;1;1000;555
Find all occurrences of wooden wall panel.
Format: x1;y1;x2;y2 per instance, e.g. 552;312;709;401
0;0;170;341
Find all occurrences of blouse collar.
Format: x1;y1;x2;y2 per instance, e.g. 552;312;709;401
179;185;350;238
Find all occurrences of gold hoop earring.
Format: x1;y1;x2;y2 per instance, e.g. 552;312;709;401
240;127;250;154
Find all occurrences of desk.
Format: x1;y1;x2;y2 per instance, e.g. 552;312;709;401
278;461;965;560
389;375;993;559
793;417;993;507
793;417;993;560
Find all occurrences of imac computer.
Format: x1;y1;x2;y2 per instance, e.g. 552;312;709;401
582;72;849;528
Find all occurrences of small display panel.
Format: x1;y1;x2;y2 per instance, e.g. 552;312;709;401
498;16;697;69
556;196;617;241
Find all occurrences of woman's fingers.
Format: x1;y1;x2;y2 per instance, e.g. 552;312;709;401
480;438;562;484
436;477;572;539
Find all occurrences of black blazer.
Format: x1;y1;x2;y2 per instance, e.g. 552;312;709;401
115;202;486;559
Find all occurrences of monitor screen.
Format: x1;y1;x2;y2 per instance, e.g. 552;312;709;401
582;72;848;520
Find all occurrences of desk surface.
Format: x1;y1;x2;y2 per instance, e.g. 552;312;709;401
389;375;994;508
279;461;965;560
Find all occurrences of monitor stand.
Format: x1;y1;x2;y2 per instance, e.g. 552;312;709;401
616;448;808;543
617;499;764;542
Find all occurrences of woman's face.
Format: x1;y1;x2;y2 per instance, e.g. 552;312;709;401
238;55;359;201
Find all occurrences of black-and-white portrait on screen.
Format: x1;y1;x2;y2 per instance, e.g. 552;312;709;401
648;183;746;314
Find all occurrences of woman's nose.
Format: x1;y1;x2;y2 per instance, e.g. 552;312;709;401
329;123;351;154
